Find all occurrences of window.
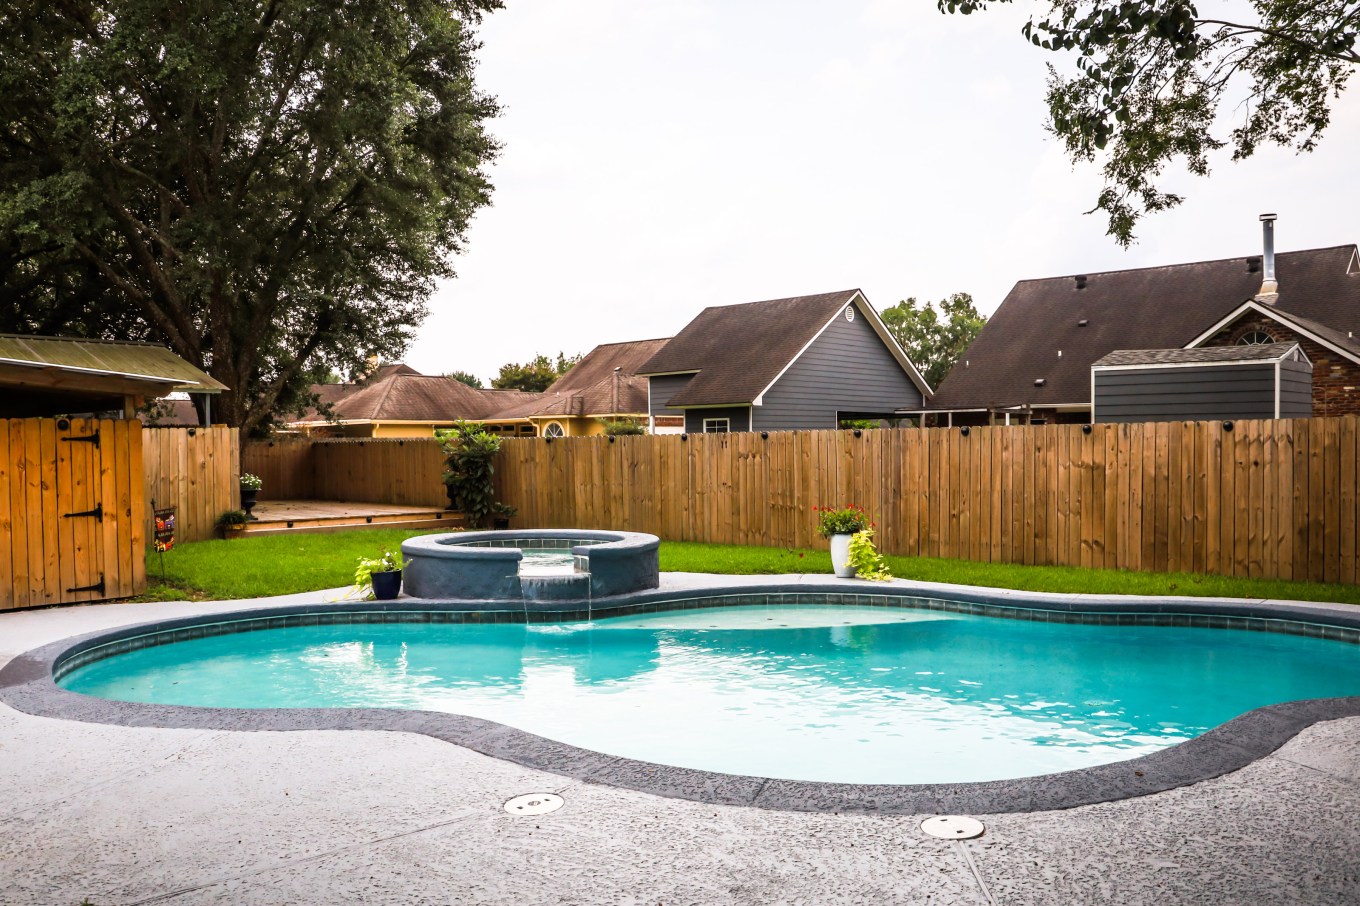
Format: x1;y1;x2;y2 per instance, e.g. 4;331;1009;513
543;422;565;438
1237;330;1275;345
703;418;730;433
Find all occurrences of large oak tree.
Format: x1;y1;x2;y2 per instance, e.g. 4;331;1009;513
0;0;501;433
942;1;1360;244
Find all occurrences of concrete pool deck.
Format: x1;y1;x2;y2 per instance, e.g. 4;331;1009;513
2;580;1358;904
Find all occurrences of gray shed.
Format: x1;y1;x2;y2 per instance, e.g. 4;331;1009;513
1091;344;1312;423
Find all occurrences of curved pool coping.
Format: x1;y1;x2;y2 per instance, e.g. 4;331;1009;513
2;574;1358;816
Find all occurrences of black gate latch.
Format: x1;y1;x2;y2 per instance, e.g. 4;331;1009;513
66;574;106;595
63;503;103;522
61;430;100;448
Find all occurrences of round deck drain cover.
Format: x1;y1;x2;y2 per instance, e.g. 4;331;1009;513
921;815;985;840
504;793;564;816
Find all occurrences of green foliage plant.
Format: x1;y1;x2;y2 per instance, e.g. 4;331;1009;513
445;370;484;388
601;417;647;436
940;0;1360;244
879;293;986;390
814;505;871;539
839;419;879;430
354;546;405;592
215;510;249;529
240;473;263;490
847;529;893;581
0;0;502;434
491;502;518;519
437;420;502;528
491;352;582;393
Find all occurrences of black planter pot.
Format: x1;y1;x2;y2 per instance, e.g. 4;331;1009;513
371;570;402;600
444;483;458;511
492;517;510;531
240;486;259;519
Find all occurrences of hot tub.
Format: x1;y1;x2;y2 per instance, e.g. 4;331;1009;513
400;529;660;602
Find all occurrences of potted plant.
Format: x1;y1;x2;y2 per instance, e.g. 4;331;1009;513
216;509;249;539
355;546;405;600
815;505;871;578
846;528;893;581
491;502;518;530
239;472;262;519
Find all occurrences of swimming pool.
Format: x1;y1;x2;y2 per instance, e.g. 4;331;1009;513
56;603;1360;785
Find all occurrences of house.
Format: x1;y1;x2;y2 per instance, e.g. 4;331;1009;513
287;366;540;438
638;289;932;433
488;338;673;437
0;334;226;420
920;220;1360;426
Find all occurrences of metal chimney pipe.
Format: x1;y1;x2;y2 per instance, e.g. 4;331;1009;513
1256;213;1279;304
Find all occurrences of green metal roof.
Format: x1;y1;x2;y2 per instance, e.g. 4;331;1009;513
0;334;228;393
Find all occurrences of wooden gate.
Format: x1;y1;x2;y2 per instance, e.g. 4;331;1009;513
0;418;146;610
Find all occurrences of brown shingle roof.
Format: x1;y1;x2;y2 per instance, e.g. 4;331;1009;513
928;245;1360;411
637;290;863;406
294;373;540;424
546;338;672;395
491;373;651;420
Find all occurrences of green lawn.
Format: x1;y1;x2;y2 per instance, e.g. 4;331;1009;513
137;529;1360;605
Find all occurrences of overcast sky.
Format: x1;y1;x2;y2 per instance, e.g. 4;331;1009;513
405;0;1360;384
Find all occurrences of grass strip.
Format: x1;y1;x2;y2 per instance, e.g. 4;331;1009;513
136;530;1360;606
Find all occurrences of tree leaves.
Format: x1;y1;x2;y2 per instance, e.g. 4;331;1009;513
940;0;1360;244
879;293;986;390
0;0;502;433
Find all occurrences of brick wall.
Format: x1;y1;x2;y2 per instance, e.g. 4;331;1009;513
1203;311;1360;417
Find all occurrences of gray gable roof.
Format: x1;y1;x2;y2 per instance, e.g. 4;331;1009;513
929;245;1360;411
638;289;929;406
1092;344;1303;367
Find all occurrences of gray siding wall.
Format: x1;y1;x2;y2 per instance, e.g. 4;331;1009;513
1094;363;1283;423
684;407;751;433
648;374;695;417
1279;358;1313;418
754;301;924;431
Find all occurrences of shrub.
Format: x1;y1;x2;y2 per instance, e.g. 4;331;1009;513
437;421;502;528
215;509;248;528
601;417;646;436
814;505;870;538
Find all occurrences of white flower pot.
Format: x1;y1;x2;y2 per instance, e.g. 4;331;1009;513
830;533;857;578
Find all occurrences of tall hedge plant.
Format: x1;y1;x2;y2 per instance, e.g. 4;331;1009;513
438;421;502;528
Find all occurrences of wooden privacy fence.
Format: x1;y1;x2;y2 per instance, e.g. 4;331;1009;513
0;418;146;610
142;426;240;544
242;437;445;507
494;417;1360;585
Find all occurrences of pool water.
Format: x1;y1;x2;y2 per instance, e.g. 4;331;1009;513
517;549;577;576
60;605;1360;784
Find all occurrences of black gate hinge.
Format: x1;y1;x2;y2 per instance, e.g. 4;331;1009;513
63;503;103;522
66;574;106;595
61;431;100;448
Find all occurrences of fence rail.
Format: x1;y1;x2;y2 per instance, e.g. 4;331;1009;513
142;426;240;544
243;437;445;507
493;417;1360;585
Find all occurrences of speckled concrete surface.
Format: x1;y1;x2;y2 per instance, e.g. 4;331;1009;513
2;592;1358;905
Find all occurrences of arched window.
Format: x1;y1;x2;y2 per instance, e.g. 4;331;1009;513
543;422;565;438
1237;330;1275;346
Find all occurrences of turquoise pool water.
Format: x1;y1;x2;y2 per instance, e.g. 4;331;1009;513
59;605;1360;784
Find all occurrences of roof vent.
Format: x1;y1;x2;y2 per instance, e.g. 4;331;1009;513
1034;378;1046;387
1074;275;1088;290
1247;256;1261;273
1078;319;1088;327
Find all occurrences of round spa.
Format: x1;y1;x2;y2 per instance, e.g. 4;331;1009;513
400;529;660;602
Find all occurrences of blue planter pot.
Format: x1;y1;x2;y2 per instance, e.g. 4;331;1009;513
371;570;402;601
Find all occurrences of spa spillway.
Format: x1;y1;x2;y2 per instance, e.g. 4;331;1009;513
401;530;660;602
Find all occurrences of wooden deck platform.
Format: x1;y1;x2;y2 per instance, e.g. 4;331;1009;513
243;500;462;536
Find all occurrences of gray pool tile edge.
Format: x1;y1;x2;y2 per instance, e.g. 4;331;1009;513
2;573;1359;816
